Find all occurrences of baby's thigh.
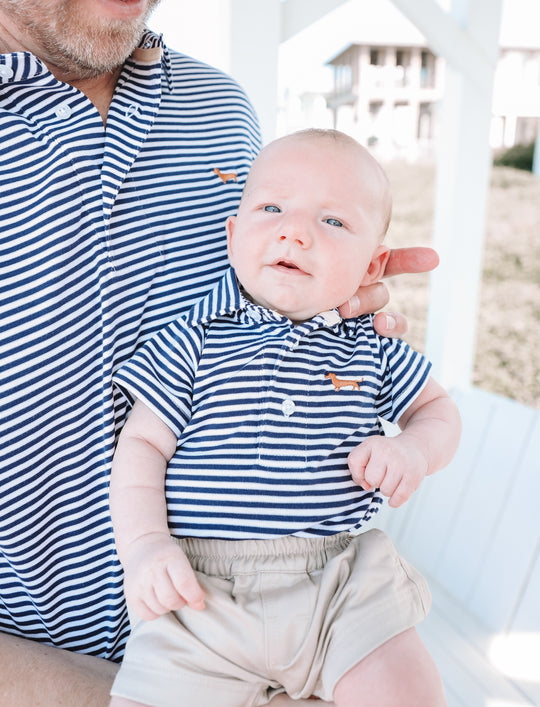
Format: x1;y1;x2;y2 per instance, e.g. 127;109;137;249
109;697;148;707
269;697;334;706
332;628;446;707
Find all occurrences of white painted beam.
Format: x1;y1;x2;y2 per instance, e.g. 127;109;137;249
391;0;498;96
280;0;349;42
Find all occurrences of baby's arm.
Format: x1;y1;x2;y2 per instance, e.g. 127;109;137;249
109;399;205;619
348;378;461;508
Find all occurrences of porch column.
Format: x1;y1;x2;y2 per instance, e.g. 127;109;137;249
392;0;504;389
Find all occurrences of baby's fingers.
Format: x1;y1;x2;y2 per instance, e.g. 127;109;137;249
129;588;168;622
347;444;370;490
348;442;386;491
152;571;189;613
387;476;416;508
168;556;206;611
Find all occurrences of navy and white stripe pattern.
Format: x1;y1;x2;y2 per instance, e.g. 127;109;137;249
0;31;261;659
114;267;432;539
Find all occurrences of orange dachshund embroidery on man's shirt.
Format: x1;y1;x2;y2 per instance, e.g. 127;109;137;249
213;167;238;184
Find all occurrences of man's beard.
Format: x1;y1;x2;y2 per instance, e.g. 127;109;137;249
1;0;162;78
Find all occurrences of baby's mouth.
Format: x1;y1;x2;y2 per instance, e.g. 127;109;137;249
271;259;309;276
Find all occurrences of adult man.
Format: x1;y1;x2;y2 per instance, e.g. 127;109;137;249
0;1;437;704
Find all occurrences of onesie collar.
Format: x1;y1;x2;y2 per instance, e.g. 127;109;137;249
186;267;357;337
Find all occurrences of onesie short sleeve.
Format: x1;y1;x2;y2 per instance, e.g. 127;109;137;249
113;319;204;438
375;335;431;424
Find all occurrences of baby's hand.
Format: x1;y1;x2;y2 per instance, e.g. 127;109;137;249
123;533;205;620
348;434;429;508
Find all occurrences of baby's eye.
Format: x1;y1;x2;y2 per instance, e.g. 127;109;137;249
263;205;281;213
325;217;343;228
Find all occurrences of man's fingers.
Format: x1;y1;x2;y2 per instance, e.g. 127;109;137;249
372;311;408;338
383;246;439;277
338;282;389;319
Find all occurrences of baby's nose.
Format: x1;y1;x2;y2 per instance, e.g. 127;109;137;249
278;220;312;247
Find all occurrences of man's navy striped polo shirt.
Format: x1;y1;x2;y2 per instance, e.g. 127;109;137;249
0;31;261;660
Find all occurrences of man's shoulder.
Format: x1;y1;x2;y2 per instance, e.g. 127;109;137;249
165;48;247;91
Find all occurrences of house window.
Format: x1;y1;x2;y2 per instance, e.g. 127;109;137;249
418;103;433;141
370;49;381;65
420;51;435;88
335;64;352;94
395;49;411;87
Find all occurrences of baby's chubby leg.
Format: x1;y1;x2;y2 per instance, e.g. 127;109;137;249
270;697;334;706
332;628;445;707
110;694;334;707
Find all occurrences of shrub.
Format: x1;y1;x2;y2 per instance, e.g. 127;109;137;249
493;142;535;172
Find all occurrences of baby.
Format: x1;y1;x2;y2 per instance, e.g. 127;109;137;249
109;129;460;707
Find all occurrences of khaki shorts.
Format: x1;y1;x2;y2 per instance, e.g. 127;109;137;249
111;529;430;707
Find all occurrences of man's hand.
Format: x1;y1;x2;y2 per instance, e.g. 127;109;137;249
123;533;206;620
338;246;439;337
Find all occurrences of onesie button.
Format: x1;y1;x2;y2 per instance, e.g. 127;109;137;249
281;398;295;417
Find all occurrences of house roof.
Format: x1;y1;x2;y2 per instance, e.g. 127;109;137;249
324;0;540;66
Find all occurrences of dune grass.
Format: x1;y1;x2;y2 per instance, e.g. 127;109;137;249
383;162;540;408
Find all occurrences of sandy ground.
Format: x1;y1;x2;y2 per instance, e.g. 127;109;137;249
381;162;540;409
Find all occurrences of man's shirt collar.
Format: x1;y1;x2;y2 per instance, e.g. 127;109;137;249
0;28;170;89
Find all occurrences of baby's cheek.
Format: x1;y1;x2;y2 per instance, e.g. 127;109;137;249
329;265;363;303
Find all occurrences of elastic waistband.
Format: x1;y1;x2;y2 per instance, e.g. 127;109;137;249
173;533;353;576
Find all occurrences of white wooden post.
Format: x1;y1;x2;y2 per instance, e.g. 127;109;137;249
392;0;504;389
228;0;282;144
533;126;540;177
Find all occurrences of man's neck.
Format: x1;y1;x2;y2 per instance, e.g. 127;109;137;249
62;68;123;124
0;15;123;125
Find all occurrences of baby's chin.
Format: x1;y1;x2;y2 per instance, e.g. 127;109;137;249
278;306;332;324
258;293;340;323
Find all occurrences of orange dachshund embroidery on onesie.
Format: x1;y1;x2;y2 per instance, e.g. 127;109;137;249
325;372;363;391
213;167;238;184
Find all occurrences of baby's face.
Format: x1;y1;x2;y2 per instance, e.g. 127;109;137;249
227;135;390;322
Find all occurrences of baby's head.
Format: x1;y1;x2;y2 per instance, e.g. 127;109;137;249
226;129;392;322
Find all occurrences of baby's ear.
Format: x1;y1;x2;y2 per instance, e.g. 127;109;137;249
360;245;391;285
225;216;236;260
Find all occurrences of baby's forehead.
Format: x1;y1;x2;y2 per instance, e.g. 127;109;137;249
242;131;392;226
258;133;383;179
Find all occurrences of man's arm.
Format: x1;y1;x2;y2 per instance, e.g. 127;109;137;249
0;631;118;706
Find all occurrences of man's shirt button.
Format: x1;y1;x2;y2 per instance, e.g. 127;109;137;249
0;65;14;79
